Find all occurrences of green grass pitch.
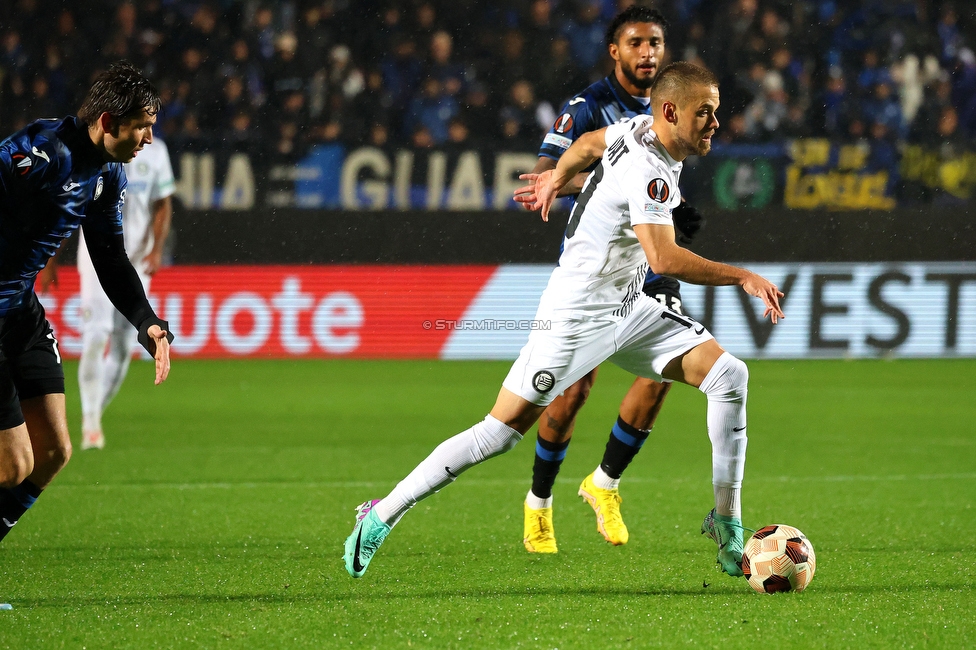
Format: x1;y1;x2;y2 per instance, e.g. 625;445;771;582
0;358;974;648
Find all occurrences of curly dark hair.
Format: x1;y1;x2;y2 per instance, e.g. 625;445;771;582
77;61;160;127
605;5;669;47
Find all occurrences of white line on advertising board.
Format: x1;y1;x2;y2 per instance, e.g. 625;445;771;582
442;262;976;359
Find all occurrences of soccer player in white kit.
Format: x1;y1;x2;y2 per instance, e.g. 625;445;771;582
344;62;784;579
77;138;174;450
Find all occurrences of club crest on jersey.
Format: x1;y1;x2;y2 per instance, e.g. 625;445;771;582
93;176;104;200
12;154;31;175
532;370;556;394
553;113;574;134
647;178;670;203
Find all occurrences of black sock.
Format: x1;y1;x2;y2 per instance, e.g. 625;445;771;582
599;416;651;480
0;479;41;543
530;436;570;500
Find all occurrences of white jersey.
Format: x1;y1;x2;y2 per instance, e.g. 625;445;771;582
119;138;175;262
542;115;682;317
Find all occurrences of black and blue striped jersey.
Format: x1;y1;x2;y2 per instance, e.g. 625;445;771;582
0;117;126;315
539;73;653;163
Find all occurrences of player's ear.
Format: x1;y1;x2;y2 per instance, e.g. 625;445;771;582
661;101;678;124
608;42;620;62
98;112;120;136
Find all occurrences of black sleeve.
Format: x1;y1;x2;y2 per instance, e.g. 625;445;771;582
82;226;175;353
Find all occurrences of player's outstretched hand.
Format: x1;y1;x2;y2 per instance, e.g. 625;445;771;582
741;273;785;324
146;324;171;384
514;171;559;222
514;173;540;213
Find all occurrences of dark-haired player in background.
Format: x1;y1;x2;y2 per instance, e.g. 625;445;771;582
0;61;173;544
515;6;704;553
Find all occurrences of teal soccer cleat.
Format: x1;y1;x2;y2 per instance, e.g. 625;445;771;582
344;499;392;578
701;508;745;577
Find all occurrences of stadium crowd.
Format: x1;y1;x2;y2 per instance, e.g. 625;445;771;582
2;0;976;165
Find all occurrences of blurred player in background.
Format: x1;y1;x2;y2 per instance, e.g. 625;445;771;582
0;61;173;544
345;63;784;580
515;6;705;554
77;137;174;450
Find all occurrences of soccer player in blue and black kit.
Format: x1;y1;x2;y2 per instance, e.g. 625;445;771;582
0;61;173;544
515;7;705;553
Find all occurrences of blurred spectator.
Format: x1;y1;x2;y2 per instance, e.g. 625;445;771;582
523;0;559;65
380;36;424;132
862;81;905;139
267;32;306;111
220;39;266;109
822;70;857;137
912;74;955;142
561;1;609;73
498;79;542;145
856;50;889;97
492;30;531;95
247;5;277;62
937;4;964;65
535;36;590;107
427;31;467;98
459;81;495;132
297;4;335;65
743;72;789;141
404;77;459;144
225;109;261;157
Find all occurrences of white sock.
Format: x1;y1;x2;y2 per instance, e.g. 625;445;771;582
698;352;748;520
713;485;741;519
592;465;619;490
525;490;552;509
374;415;523;526
79;332;109;432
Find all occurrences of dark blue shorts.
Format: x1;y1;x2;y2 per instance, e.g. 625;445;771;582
0;293;65;430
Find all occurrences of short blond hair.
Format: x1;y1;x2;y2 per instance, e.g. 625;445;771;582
650;62;719;106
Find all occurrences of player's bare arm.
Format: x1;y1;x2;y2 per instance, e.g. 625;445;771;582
633;223;785;322
515;128;610;220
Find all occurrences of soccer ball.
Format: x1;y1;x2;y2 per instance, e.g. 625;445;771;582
741;524;816;594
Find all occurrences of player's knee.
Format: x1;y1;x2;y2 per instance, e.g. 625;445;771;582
562;377;594;411
634;376;670;400
726;356;748;393
700;353;748;401
34;436;71;477
0;448;34;488
50;437;72;473
472;415;523;462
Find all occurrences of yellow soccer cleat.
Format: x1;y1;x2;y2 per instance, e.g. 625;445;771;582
578;472;629;545
522;502;558;553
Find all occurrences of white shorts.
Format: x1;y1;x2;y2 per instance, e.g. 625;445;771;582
77;241;150;336
502;293;714;407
